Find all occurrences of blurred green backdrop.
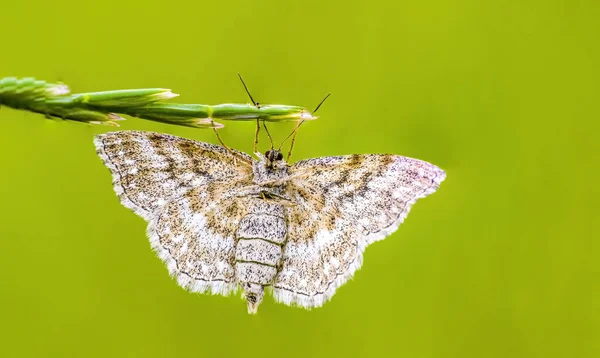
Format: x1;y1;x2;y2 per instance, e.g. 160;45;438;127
0;0;598;357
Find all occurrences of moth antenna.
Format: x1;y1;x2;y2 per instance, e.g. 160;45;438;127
312;93;331;114
280;93;331;160
277;125;295;151
238;73;258;107
238;74;263;152
263;121;274;149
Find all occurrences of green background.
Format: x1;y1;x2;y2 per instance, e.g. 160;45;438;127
0;0;598;357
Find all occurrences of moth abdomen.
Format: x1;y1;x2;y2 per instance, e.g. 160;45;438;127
235;239;282;266
236;213;287;243
234;201;287;313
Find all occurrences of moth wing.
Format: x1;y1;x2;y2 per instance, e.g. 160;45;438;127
273;154;445;308
94;130;253;220
147;184;251;296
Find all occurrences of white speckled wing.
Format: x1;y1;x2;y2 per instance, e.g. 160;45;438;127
273;154;446;308
147;185;251;296
95;131;255;298
94;130;253;221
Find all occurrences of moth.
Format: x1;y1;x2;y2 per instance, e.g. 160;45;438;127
95;131;445;313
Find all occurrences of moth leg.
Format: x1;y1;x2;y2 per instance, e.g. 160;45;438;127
257;191;296;207
286;118;301;162
254;119;260;153
210;119;251;166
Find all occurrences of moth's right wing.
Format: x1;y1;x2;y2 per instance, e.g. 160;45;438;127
94;130;253;221
273;154;445;309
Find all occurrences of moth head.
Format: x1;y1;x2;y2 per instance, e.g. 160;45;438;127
264;149;284;168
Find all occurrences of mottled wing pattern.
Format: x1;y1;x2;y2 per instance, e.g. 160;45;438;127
273;154;445;308
94;131;253;220
95;130;255;297
147;183;252;296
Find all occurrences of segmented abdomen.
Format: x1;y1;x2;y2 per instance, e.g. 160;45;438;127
235;200;287;286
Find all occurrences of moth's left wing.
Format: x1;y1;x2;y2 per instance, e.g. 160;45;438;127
94;130;253;220
147;184;252;297
272;154;445;308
